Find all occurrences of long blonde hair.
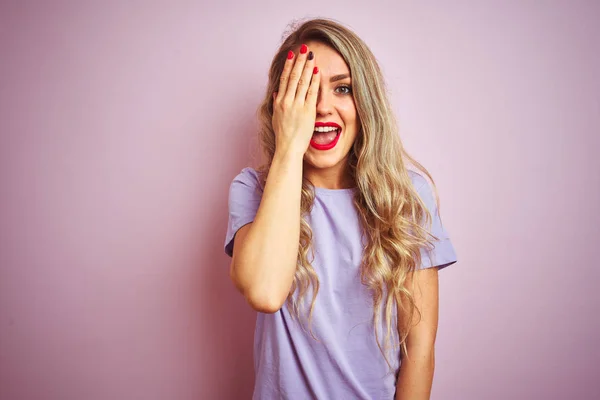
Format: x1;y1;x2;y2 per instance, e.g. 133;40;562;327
255;17;441;366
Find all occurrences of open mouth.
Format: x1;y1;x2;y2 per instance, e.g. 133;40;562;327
310;127;341;150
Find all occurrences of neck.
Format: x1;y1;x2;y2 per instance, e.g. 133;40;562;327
303;160;354;190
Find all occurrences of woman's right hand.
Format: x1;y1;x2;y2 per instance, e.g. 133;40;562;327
272;43;320;157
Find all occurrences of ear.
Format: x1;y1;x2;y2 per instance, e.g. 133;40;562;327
273;91;277;101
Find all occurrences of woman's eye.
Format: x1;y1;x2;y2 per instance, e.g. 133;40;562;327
336;85;352;95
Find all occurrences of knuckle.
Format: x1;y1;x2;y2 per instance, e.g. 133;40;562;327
289;72;300;81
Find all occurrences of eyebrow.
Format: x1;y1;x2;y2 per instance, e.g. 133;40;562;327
330;73;351;83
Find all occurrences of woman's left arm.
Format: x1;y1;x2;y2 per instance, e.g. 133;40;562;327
395;267;440;400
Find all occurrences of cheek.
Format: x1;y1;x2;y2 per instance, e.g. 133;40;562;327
338;100;357;126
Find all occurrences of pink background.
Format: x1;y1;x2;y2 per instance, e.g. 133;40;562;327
1;1;598;399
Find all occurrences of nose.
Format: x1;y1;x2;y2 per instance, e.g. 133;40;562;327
316;88;333;117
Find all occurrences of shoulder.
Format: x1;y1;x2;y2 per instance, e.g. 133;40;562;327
233;166;260;183
230;167;262;190
407;170;438;215
228;167;264;201
407;170;429;194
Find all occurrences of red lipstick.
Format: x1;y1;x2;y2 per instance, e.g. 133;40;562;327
310;122;342;151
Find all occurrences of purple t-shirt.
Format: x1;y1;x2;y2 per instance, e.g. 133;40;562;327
224;167;457;399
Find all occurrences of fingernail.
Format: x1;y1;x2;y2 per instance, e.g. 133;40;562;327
287;50;294;60
313;66;319;74
308;51;314;60
300;44;308;54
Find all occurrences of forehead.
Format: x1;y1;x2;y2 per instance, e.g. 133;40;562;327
299;41;350;77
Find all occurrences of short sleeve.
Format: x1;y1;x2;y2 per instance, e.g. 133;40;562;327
224;167;263;258
412;173;458;271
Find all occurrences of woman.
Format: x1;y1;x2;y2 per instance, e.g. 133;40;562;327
224;18;457;400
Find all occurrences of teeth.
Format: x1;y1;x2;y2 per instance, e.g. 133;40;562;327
313;126;338;133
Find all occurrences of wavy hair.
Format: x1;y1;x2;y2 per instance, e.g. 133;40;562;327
254;17;442;367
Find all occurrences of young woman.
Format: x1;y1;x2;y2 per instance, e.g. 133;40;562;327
224;18;457;400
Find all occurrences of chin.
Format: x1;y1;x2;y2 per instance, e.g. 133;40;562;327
304;150;349;169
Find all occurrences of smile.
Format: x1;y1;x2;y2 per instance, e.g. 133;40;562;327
311;122;342;150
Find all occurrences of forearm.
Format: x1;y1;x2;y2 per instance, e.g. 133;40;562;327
232;149;304;311
394;350;435;400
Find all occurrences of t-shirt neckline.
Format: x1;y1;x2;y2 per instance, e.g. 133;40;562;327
314;186;357;196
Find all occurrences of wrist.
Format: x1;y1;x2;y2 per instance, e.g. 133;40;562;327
273;144;306;164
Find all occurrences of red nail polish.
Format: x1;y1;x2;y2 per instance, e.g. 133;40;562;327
300;44;308;54
313;66;319;74
287;50;294;59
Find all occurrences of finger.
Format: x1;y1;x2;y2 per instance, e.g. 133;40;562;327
305;65;320;108
284;44;309;103
294;51;315;103
276;51;295;102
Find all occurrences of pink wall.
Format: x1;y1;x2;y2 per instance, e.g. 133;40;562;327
1;1;598;399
